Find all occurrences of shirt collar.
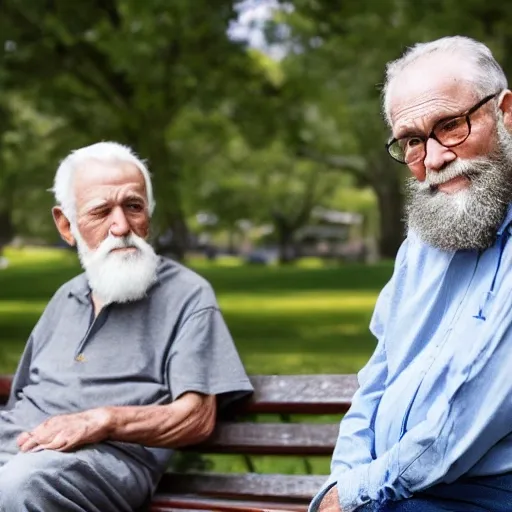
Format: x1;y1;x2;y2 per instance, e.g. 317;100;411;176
497;203;512;236
67;273;91;305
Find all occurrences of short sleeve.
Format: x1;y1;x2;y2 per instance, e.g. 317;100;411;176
7;335;34;409
168;307;253;407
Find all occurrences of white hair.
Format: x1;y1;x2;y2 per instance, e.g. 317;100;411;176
383;36;508;125
51;141;156;220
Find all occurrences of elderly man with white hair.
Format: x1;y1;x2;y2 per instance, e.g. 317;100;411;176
0;142;253;511
311;36;512;512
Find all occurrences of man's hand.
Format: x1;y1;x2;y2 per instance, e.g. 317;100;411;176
16;393;216;453
318;485;343;512
17;408;111;453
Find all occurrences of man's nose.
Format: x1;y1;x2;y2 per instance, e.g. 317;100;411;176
423;138;457;172
109;207;131;237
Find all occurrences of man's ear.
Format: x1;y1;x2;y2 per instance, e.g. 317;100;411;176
499;90;512;130
52;207;76;247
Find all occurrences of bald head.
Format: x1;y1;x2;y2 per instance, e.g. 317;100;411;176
383;36;507;125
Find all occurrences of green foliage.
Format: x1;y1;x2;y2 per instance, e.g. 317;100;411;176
266;0;512;256
0;0;280;257
3;0;512;259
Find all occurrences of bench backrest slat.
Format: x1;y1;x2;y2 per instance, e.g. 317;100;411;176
190;422;339;455
158;473;328;501
232;375;356;415
0;374;358;413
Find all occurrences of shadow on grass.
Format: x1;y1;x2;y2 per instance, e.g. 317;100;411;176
0;257;394;300
0;265;80;301
196;263;393;295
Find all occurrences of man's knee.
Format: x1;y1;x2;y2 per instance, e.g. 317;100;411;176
0;451;86;510
0;447;152;512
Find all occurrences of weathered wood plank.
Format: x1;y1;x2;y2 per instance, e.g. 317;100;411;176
151;496;307;512
0;374;358;414
0;375;11;404
189;423;339;455
158;473;327;501
238;375;357;415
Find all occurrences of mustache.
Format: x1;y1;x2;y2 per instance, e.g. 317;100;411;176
425;158;486;187
94;233;145;259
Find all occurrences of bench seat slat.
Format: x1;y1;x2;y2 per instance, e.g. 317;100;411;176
158;473;327;501
151;496;307;512
189;422;339;455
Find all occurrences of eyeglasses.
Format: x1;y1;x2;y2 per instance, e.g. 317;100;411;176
386;91;500;165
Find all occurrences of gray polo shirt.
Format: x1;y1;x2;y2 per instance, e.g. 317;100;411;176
2;257;253;480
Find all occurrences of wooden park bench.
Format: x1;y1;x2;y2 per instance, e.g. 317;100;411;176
0;374;358;512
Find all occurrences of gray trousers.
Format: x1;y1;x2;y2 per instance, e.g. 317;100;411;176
0;440;153;511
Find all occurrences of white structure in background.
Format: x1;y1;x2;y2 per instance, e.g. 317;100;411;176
296;207;367;262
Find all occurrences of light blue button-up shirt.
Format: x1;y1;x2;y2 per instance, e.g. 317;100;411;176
310;206;512;511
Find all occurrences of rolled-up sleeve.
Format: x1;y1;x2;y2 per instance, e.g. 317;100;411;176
309;337;388;511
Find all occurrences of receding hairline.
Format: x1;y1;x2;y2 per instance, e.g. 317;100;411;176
386;56;483;125
382;36;508;126
72;158;150;210
73;156;148;180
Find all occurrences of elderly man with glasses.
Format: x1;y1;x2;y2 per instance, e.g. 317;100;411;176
310;36;512;512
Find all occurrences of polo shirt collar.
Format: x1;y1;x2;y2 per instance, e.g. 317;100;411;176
67;273;91;304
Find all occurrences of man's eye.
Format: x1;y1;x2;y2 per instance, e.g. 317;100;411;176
126;203;143;212
93;208;110;217
406;137;422;148
438;117;464;133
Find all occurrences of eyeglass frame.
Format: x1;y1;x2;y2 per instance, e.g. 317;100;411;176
385;91;501;165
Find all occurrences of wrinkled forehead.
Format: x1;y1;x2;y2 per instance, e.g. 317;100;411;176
73;159;147;206
387;55;479;130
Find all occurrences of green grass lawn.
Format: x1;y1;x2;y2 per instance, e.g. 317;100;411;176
0;247;394;474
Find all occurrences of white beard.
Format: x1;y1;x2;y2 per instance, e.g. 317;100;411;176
405;120;512;251
72;227;159;305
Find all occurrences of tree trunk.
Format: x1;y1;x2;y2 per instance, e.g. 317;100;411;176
227;228;237;255
136;136;190;262
0;208;15;256
167;213;189;262
372;177;405;260
275;222;296;264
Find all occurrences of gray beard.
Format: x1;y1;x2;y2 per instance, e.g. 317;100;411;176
405;122;512;251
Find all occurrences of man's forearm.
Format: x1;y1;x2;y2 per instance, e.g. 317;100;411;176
102;392;216;448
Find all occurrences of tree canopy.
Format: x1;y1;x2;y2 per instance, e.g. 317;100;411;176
2;0;512;260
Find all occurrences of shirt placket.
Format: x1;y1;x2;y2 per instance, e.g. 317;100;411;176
74;306;110;363
399;252;481;439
